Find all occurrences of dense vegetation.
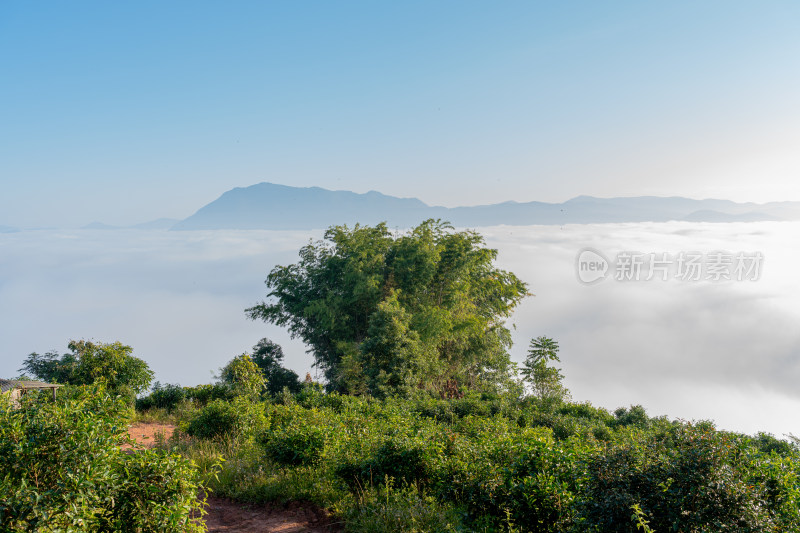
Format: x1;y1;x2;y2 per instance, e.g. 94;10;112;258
138;383;800;532
246;220;528;396
0;385;207;532
19;340;154;402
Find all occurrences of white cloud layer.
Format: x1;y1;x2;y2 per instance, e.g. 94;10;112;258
1;222;798;437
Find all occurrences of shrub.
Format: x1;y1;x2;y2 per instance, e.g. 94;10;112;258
184;383;235;406
752;432;797;457
611;404;651;429
260;423;330;466
503;430;588;532
137;381;187;413
580;422;800;532
186;400;246;439
0;386;204;532
99;449;207;532
336;435;438;490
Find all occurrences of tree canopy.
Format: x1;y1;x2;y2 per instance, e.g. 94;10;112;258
219;353;266;400
246;220;529;396
250;338;302;396
19;340;154;399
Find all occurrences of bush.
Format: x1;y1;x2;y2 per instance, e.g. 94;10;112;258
219;354;266;400
503;429;588;532
99;450;207;532
155;388;800;532
185;383;235;406
336;434;440;490
580;422;800;532
137;381;187;413
260;423;330;466
186;399;246;440
752;432;797;457
0;386;205;532
611;404;651;429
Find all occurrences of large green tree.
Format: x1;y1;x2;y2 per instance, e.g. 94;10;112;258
19;340;154;399
246;220;529;396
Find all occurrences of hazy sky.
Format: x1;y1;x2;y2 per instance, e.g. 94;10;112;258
2;2;800;227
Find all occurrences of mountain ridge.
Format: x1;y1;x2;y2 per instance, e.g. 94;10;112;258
168;182;800;230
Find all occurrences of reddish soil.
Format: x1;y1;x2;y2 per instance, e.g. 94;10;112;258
124;422;177;450
127;423;342;532
202;497;341;533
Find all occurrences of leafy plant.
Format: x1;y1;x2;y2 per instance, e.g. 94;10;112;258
137;381;187;413
0;385;205;532
521;336;569;402
260;423;330;466
186;398;248;440
219;354;266;400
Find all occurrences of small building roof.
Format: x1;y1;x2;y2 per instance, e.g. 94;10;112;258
0;379;63;393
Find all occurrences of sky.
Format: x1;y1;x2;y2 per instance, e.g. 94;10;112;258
2;2;800;437
2;2;800;227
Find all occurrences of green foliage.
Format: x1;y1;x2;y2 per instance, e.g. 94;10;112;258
752;431;798;457
0;385;204;532
186;398;248;440
357;293;438;399
136;381;187;412
336;431;443;490
612;405;653;429
246;220;528;396
17;350;79;384
184;383;236;406
171;387;800;533
185;396;268;442
219;354;266;400
250;338;302;396
19;339;154;401
260;423;330;466
630;503;655;533
345;478;462;533
580;422;800;532
521;336;569;402
98;450;207;532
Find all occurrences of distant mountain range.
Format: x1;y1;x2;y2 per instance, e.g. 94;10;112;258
167;182;800;230
10;183;795;232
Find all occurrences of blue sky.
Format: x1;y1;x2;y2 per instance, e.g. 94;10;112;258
2;1;800;227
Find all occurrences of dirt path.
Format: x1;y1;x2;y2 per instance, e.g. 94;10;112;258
127;422;342;532
203;497;340;532
125;422;177;449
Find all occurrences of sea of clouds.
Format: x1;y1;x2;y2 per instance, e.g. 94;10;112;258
1;222;798;437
